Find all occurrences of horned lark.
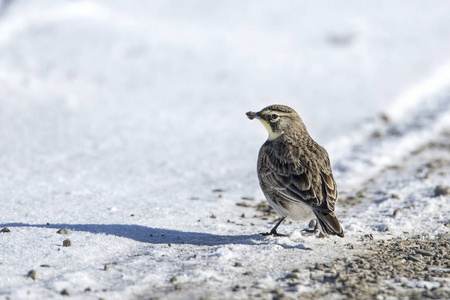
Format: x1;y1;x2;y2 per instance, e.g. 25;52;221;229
246;104;344;237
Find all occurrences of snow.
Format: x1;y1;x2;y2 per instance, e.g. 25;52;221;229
0;1;450;299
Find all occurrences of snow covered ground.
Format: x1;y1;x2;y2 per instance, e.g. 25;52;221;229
0;1;449;299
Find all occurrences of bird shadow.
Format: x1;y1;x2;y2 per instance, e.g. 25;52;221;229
1;222;311;250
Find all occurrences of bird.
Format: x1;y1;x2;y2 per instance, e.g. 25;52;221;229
246;104;344;237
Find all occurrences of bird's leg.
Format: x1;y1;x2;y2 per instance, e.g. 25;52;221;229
261;217;286;236
301;219;319;235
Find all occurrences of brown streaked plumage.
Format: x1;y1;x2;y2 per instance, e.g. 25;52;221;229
246;104;344;237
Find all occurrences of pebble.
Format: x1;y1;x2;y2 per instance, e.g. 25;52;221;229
60;289;70;296
434;185;450;196
408;255;422;263
356;191;366;198
416;249;434;257
63;239;72;247
380;113;391;123
391;194;401;200
310;273;323;280
361;234;374;241
0;227;10;233
393;208;403;217
314;263;325;271
27;270;39;280
56;228;69;235
285;273;300;279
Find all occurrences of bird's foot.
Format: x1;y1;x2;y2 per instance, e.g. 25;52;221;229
300;228;318;236
260;229;287;237
261;217;286;236
301;219;319;236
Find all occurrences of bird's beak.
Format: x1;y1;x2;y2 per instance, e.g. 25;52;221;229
246;111;262;120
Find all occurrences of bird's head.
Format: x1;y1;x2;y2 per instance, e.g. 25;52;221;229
246;104;305;141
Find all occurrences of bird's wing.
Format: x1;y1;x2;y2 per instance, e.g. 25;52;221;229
259;150;337;213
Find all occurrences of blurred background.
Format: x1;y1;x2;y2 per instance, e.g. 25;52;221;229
1;0;450;203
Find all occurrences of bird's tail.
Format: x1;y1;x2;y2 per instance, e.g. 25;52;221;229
313;210;344;237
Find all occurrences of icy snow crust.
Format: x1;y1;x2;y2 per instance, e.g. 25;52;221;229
1;1;450;299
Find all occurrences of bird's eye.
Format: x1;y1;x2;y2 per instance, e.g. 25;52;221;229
270;114;279;120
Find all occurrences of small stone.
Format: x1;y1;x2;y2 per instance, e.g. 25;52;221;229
371;130;384;139
170;276;178;283
241;196;254;201
408;255;422;263
380;113;390;123
103;265;109;271
234;262;243;267
310;273;323;280
60;289;70;296
56;228;69;235
375;294;384;300
270;288;285;296
291;268;303;273
416;249;434;257
326;267;338;276
27;270;39;280
393;208;403;217
1;227;10;233
362;234;374;241
236;202;251;207
391;194;401;199
356;191;366;198
210;214;217;219
313;263;321;270
62;239;72;247
40;264;52;268
84;287;92;292
434;185;450;197
285;273;300;279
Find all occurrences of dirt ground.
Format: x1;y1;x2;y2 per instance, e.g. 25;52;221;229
246;131;450;300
